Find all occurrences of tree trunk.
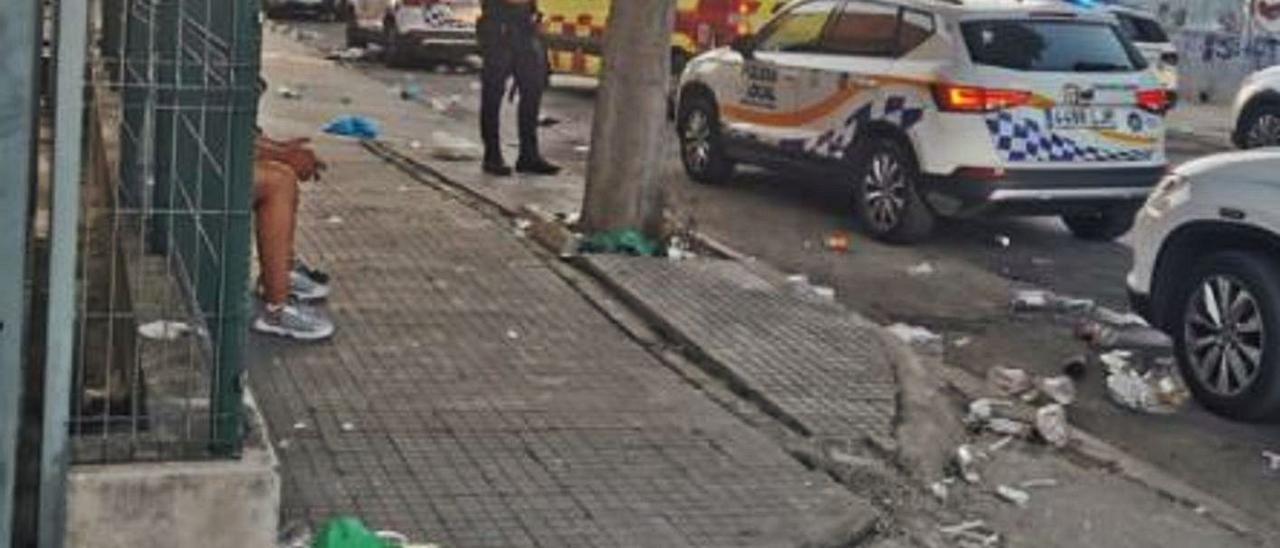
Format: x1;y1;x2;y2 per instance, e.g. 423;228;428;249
579;0;677;236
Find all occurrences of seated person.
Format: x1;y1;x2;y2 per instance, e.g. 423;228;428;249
250;136;335;341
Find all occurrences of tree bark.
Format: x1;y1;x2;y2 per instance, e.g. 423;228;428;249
579;0;677;236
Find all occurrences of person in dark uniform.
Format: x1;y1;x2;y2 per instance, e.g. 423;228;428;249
478;0;560;176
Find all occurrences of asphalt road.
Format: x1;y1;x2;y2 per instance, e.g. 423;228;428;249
279;20;1280;534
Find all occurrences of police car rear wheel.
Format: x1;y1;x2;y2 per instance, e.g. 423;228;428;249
678;97;733;183
1062;207;1137;241
851;138;933;244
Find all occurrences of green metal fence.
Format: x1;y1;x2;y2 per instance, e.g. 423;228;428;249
77;0;261;463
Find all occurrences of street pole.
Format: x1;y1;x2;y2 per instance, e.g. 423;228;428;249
579;0;678;237
0;1;42;545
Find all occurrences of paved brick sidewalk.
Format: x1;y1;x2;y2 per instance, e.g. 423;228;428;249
252;34;874;548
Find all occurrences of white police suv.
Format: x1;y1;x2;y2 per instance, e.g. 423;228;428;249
676;0;1170;243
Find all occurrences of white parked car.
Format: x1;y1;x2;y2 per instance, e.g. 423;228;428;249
1128;150;1280;420
265;0;341;20
1105;5;1178;97
345;0;481;67
676;0;1170;244
1232;66;1280;149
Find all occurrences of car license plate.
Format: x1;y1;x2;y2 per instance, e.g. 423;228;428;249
1048;107;1116;130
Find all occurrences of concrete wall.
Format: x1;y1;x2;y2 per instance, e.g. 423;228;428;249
65;393;280;548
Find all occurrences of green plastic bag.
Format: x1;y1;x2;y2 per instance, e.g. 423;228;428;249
312;517;396;548
579;229;660;257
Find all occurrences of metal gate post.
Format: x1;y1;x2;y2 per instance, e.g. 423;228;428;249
39;0;90;544
0;0;42;544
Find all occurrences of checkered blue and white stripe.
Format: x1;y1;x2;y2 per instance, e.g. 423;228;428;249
423;4;468;28
985;112;1154;163
782;94;926;159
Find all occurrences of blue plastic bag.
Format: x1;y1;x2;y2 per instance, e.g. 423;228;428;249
323;115;380;140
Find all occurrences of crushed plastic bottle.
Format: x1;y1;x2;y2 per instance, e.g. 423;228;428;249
987;366;1034;396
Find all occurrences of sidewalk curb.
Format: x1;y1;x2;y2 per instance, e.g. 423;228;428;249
361;104;1270;546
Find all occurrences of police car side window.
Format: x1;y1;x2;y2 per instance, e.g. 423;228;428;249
756;0;840;53
821;1;900;57
898;9;935;54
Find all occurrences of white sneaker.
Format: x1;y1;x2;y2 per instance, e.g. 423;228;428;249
252;303;335;341
289;270;331;302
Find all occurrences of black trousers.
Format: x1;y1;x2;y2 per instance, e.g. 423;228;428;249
479;32;548;163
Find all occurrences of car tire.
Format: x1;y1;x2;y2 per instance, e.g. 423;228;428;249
1239;102;1280;149
383;21;411;68
1062;207;1137;241
1171;250;1280;420
848;137;934;244
677;94;734;184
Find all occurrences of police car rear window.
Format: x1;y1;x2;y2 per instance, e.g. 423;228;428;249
1116;13;1169;43
962;20;1146;72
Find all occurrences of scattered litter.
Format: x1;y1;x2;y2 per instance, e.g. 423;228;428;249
399;82;424;101
311;517;438;548
429;131;483;161
1105;363;1190;415
323;115;380;139
1039;375;1077;405
513;218;533;238
987;418;1031;436
1053;296;1096;314
907;261;936;276
995;484;1031;507
811;286;837;302
1019;478;1059;489
666;236;696;261
1035;404;1070;447
506;329;520;340
1194;506;1209;515
786;274;809;285
988;435;1015;452
929;479;951;502
277;439;292;451
966;398;1008;422
995;234;1012;248
138;320;192;341
1062;355;1088;381
340;421;356;432
1098;350;1134;372
579;229;660;257
887;323;943;355
409;140;423;150
574;145;590;153
1011;289;1051;311
825;231;852;253
538;116;561;127
1079;322;1172;354
953;444;983;484
1093;306;1149;327
1031;256;1054;267
1265;451;1280;471
954;336;973;348
325;215;345;225
939;520;1000;547
325;47;368;61
293;421;308;431
277;86;302;100
987;367;1033;396
278;520;312;548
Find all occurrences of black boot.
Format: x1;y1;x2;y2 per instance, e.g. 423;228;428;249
515;156;561;175
483;154;512;177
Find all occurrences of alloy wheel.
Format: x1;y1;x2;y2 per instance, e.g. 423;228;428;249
1246;112;1280;148
1184;275;1266;397
862;151;908;232
682;109;712;174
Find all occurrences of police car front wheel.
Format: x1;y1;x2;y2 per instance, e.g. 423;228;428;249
850;138;934;244
678;96;733;184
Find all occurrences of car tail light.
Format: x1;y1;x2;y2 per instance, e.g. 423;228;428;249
933;83;1032;113
1136;88;1170;114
